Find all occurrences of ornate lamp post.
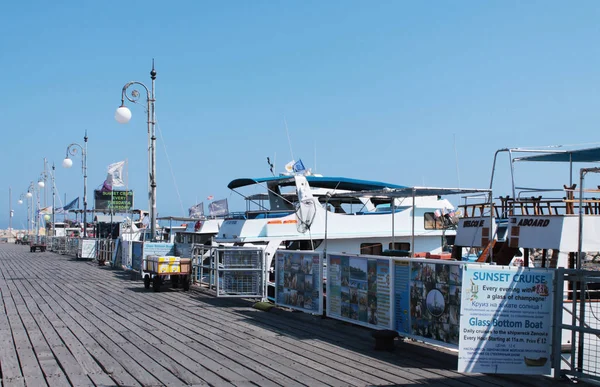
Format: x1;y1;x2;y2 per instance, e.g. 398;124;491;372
115;62;157;241
25;182;34;236
63;133;88;237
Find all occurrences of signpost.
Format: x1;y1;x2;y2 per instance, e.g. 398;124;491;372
458;265;554;375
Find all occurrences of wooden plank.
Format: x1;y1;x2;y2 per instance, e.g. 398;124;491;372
4;304;45;386
89;284;354;384
0;245;569;387
85;283;317;386
41;281;203;387
26;282;149;387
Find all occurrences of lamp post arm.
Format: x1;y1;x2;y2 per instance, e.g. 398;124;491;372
121;81;150;108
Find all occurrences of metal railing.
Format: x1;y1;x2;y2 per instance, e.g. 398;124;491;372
553;268;600;384
192;246;265;299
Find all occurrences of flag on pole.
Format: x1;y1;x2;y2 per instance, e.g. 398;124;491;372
293;159;306;173
62;197;80;211
209;199;229;216
188;202;204;218
207;195;214;201
102;161;126;191
39;206;53;215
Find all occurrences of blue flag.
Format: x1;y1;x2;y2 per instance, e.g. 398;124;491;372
62;197;80;211
293;159;306;173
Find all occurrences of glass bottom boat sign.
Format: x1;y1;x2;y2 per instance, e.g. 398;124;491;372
458;265;554;375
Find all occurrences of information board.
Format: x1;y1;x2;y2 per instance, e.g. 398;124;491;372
275;251;323;314
458;265;553;375
94;190;134;212
327;254;392;329
79;239;97;259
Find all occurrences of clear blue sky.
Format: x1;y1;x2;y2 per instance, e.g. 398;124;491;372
2;1;600;229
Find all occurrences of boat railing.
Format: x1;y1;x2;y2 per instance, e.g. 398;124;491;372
460;194;600;218
227;209;295;220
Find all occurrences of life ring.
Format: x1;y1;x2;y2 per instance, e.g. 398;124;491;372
194;221;202;232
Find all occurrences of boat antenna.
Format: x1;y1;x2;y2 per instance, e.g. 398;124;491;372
284;117;294;161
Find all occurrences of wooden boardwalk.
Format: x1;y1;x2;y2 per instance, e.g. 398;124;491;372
0;243;580;387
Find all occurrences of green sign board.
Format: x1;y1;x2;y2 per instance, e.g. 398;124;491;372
94;190;134;212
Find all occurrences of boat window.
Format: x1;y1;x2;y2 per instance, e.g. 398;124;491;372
424;212;444;230
389;242;410;251
286;239;323;250
360;243;383;255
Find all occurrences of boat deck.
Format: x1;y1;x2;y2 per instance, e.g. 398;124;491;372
0;244;580;386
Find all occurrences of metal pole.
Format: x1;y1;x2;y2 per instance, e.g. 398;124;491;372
27;187;31;236
43;158;48;208
149;63;157;241
391;197;395;248
9;187;12;233
411;187;416;257
577;169;584;269
30;182;34;238
36;184;40;243
52;163;55;237
83;132;88;238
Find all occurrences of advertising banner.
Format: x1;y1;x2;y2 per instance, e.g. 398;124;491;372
400;260;463;347
94;190;134;212
458;265;554;374
275;251;323;314
327;254;392;329
121;240;132;269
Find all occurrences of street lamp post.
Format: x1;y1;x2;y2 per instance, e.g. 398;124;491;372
18;193;27;235
115;62;157;241
26;182;34;236
63;133;88;237
51;163;56;236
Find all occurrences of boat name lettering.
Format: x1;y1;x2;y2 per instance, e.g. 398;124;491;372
463;220;484;227
224;220;238;225
517;218;550;227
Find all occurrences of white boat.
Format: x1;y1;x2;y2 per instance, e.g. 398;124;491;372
454;145;600;268
216;173;482;273
453;145;600;379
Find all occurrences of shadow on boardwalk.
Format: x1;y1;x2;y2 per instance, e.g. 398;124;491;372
0;245;586;387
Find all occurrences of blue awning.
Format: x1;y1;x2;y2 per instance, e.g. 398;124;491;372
514;147;600;163
227;176;406;191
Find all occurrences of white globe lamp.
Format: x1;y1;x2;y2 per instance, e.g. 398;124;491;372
26;192;32;198
38;180;45;188
115;106;132;124
62;158;73;168
18;199;23;204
